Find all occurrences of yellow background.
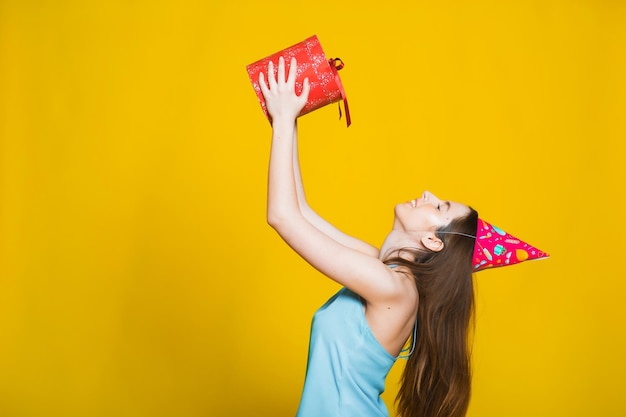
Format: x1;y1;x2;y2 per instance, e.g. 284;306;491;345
1;1;625;416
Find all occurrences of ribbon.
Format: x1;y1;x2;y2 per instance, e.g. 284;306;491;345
328;58;351;127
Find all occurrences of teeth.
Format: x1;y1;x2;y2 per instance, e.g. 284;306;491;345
411;199;416;208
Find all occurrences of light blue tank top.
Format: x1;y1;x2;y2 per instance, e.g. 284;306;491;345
295;287;413;417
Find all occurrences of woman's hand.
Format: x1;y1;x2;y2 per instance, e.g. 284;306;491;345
259;56;310;124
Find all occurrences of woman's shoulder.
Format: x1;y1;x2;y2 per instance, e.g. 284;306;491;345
361;273;419;357
363;266;418;311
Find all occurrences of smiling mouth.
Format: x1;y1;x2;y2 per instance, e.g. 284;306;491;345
410;199;417;208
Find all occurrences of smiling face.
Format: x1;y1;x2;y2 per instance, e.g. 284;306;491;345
393;190;471;234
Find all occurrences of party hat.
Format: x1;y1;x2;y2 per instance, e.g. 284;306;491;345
473;218;549;271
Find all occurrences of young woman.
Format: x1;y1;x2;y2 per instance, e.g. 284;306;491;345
260;56;479;417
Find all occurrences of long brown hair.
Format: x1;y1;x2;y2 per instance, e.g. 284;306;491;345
386;208;479;417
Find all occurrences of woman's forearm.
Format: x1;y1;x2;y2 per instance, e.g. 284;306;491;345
291;124;379;257
267;118;300;227
292;124;310;212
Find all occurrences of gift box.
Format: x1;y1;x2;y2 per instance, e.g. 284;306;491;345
246;35;351;127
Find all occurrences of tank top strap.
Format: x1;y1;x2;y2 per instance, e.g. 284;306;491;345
397;318;418;360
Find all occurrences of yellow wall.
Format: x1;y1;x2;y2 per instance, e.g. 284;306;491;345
1;1;624;416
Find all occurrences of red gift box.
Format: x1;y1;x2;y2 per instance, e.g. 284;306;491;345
246;35;351;127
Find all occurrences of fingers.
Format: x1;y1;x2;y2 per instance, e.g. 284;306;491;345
277;56;286;84
300;77;311;103
258;56;309;112
287;57;297;84
258;71;269;97
270;56;299;86
267;60;277;89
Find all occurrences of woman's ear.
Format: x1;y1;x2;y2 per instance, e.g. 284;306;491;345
420;234;444;252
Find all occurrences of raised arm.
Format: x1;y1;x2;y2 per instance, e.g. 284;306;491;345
260;57;397;301
292;125;379;257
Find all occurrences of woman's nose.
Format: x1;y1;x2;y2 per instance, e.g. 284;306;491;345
422;190;440;204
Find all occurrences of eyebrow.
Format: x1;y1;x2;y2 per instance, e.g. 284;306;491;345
444;201;451;212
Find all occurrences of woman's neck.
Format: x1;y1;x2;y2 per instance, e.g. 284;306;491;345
379;230;422;262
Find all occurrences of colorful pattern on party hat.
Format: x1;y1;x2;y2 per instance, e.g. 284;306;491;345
473;218;549;271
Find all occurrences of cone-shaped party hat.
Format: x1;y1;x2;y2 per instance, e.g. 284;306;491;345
473;218;549;271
